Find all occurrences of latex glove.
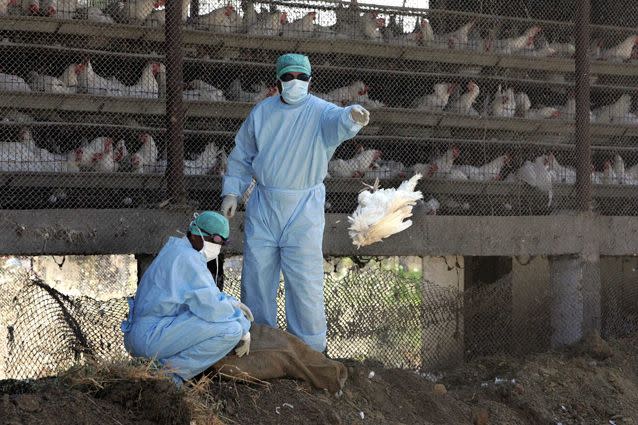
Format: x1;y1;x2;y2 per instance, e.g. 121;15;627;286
233;300;254;322
235;332;250;357
350;105;370;126
221;195;237;218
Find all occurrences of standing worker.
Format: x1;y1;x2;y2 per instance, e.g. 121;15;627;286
121;211;253;385
220;53;370;352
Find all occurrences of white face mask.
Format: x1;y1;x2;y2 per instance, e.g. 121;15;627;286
280;79;310;104
200;241;221;262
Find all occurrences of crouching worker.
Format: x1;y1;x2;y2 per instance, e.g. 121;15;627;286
121;211;253;386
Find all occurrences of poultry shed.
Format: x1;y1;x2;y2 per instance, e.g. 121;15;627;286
0;0;635;218
1;0;638;389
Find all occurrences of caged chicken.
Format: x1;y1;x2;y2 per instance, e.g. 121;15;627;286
348;174;423;248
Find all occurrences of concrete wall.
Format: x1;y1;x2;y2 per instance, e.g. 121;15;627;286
3;210;638;257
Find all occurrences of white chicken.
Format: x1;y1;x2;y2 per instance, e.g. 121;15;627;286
359;12;384;40
489;26;542;55
413;146;460;178
446;81;480;116
625;162;638;182
74;136;113;169
41;0;77;19
435;21;474;50
15;128;78;172
15;0;39;15
248;10;286;36
601;35;638;62
75;6;115;23
184;142;221;175
192;4;236;32
226;79;277;103
28;70;75;94
142;0;188;26
363;160;406;180
107;0;157;23
549;42;576;57
546;153;576;184
77;60;122;96
491;86;516;118
328;148;381;178
0;0;15;15
453;154;510;181
124;62;161;98
515;92;560;119
184;79;226;102
559;97;596;122
130;133;157;173
348;174;424;248
593;94;632;124
320;81;368;107
387;18;430;46
517;155;553;207
282;11;316;38
412;83;455;111
0;73;32;93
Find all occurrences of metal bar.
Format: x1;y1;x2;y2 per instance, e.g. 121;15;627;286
165;0;185;204
574;0;592;212
191;0;199;18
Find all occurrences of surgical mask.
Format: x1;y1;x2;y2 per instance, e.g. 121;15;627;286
280;79;310;104
200;241;221;262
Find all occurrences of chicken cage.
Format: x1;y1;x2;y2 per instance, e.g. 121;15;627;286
0;0;637;215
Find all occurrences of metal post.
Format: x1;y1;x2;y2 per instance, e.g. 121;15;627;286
191;0;199;18
574;0;592;211
165;0;185;204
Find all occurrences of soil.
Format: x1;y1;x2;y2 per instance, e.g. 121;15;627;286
1;332;637;425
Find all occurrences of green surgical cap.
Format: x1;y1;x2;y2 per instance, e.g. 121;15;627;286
276;53;311;79
189;211;229;239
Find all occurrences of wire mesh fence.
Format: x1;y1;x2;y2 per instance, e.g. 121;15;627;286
0;0;635;213
1;253;637;379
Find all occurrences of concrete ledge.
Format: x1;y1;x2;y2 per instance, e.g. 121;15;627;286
1;209;636;257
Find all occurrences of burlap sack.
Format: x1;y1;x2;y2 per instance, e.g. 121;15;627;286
212;324;347;393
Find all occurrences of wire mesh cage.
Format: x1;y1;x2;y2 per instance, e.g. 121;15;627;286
3;253;636;379
0;0;636;214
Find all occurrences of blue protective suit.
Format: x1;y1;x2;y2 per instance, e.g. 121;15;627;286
222;94;363;352
121;237;250;380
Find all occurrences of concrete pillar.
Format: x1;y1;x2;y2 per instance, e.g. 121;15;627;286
549;255;601;347
135;254;155;285
421;255;464;371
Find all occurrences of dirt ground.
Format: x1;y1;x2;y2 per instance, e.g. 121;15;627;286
1;332;637;425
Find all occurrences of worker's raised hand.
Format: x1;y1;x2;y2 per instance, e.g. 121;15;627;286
221;195;238;218
233;300;254;322
350;105;370;126
235;332;251;357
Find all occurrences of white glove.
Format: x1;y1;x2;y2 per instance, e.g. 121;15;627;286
233;300;254;322
350;105;370;126
221;195;237;218
235;332;250;357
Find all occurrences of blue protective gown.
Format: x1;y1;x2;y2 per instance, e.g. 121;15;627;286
222;94;363;352
121;237;250;380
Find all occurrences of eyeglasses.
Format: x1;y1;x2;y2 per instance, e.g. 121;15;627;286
279;73;311;82
199;230;229;245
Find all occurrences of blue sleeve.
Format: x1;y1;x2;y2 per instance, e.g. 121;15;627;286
180;254;250;332
222;112;257;198
320;103;363;148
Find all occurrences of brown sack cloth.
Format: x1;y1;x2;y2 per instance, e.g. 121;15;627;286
212;324;347;393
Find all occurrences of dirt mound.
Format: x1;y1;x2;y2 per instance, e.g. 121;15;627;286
1;334;638;425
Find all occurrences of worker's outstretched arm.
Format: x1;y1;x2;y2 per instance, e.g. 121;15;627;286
320;103;368;148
